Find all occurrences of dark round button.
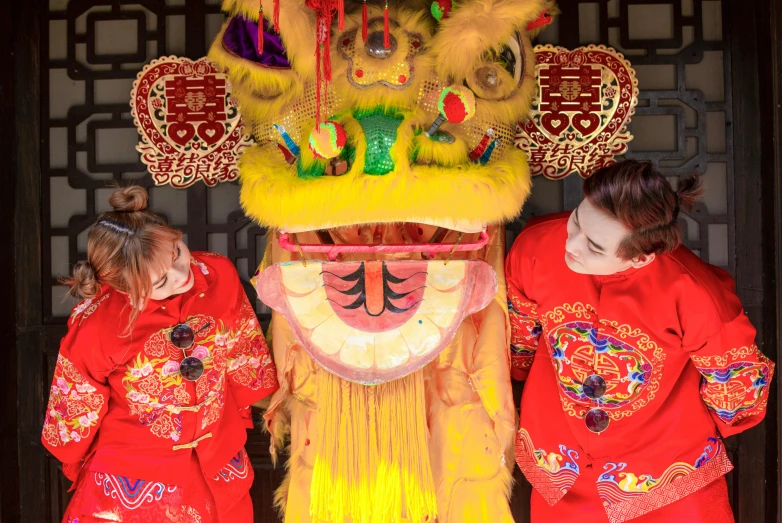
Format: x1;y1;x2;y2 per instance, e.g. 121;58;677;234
180;356;204;381
585;408;610;433
170;324;194;349
583;374;607;400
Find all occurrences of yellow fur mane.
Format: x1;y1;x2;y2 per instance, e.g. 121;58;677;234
239;139;532;233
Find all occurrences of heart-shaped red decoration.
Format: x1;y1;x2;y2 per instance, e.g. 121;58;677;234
197;121;225;146
131;56;252;188
571;112;600;135
541;113;570;135
516;45;639;180
168;122;195;146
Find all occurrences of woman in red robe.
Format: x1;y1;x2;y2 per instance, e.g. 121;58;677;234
506;161;773;523
41;186;278;522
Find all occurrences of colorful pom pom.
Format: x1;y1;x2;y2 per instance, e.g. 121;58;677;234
430;0;452;21
437;86;476;124
308;121;347;159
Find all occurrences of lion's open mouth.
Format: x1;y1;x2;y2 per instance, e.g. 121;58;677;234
278;224;489;260
255;257;497;384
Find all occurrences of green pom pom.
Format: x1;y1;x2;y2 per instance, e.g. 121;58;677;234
430;0;451;22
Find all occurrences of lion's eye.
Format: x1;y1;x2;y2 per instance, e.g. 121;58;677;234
496;36;522;83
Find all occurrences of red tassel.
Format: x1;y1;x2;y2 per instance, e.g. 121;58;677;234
337;0;344;30
362;1;368;41
315;43;322;129
258;5;264;54
307;0;343;128
383;1;390;49
273;0;280;31
323;15;333;81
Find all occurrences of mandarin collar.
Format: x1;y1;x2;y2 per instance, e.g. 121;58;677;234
592;264;645;282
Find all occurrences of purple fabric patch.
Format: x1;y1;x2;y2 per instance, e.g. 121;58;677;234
223;15;291;69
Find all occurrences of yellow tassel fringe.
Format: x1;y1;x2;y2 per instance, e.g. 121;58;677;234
310;370;437;523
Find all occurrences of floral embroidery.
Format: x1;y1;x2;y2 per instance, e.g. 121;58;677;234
192;259;210;275
70;293;110;326
515;428;580;506
693;345;773;425
597;438;733;523
42;355;105;448
123;315;214;441
508;293;541;372
225;299;278;391
70;299;92;323
125;305;275;438
542;304;665;421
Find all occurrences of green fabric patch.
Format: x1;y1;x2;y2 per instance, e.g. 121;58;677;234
354;109;403;175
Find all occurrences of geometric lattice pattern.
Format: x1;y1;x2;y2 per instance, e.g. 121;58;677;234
507;0;733;276
42;0;273;324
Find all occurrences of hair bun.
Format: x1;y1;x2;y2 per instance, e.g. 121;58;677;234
109;185;148;213
66;260;100;300
675;174;704;213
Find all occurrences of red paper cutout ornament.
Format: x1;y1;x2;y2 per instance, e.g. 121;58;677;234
516;45;639;180
130;56;252;189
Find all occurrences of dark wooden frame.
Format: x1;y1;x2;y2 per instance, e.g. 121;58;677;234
1;1;20;522
769;0;782;520
729;0;775;516
10;0;46;520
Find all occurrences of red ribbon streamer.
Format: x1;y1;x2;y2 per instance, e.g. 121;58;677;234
257;5;264;54
362;0;368;40
383;1;390;48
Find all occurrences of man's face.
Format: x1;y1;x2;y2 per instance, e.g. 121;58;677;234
564;198;654;276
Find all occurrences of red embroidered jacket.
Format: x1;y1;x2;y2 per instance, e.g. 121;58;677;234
506;214;774;523
41;253;278;508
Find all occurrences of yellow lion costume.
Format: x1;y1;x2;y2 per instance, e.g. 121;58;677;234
209;1;555;521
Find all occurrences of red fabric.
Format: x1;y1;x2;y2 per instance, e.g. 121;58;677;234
383;1;390;48
42;253;278;515
257;6;264;53
361;1;368;40
506;214;772;522
62;449;254;522
531;467;734;523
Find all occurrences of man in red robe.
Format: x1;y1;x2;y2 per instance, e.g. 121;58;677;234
506;160;774;523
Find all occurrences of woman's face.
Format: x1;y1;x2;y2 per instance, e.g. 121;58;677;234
148;240;194;301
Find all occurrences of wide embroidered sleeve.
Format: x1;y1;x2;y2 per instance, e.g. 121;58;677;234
678;264;775;438
505;231;543;381
688;311;774;437
41;304;110;480
224;285;279;409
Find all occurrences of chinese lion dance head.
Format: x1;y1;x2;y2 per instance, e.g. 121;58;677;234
210;1;555;521
210;0;556;234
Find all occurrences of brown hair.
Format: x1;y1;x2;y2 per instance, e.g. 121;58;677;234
62;186;183;334
582;160;703;259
